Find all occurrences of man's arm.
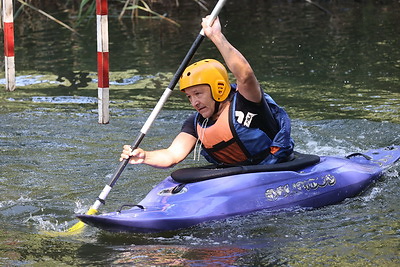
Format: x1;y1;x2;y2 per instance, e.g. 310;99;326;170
120;132;197;168
202;16;262;103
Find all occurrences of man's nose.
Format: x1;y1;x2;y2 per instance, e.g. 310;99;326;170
191;96;199;106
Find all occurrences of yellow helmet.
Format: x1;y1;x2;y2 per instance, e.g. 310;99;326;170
180;59;230;102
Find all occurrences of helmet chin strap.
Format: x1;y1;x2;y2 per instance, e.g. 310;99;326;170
213;101;220;118
204;89;221;119
209;87;233;119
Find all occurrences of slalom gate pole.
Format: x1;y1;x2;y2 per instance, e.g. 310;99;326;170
2;0;16;91
96;0;110;124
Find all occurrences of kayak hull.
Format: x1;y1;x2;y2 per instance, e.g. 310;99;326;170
77;146;400;233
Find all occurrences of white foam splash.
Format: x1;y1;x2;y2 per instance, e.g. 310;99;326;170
362;187;382;202
73;200;90;214
0;196;33;208
25;214;69;232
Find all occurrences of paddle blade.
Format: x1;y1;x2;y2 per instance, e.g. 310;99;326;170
65;221;86;234
67;208;98;233
41;208;98;237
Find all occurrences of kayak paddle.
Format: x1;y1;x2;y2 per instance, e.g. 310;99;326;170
46;0;228;236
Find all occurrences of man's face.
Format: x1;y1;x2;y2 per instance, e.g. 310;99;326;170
184;84;215;118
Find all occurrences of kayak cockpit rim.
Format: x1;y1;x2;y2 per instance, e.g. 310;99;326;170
171;152;321;183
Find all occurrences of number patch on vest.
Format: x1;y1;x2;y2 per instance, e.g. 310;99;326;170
235;111;257;127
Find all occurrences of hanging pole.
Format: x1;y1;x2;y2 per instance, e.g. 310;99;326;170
96;0;110;124
2;0;16;91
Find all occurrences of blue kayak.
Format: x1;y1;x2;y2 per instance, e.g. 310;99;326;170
77;146;400;233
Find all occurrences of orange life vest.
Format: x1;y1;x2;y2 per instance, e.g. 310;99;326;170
196;102;249;164
195;92;294;165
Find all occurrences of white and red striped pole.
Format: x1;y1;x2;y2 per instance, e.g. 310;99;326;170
96;0;109;124
2;0;16;91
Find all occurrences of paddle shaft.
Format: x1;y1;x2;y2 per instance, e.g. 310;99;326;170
89;0;228;212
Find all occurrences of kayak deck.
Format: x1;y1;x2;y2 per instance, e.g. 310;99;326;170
77;146;400;233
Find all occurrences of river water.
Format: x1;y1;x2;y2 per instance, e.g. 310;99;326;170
1;0;399;265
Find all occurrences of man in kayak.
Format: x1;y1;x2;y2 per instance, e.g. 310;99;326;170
120;16;294;167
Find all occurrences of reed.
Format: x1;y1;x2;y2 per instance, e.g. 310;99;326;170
11;0;209;31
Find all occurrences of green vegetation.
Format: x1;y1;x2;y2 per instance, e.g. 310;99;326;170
12;0;208;32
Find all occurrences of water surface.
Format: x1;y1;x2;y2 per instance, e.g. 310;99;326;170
1;0;399;265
